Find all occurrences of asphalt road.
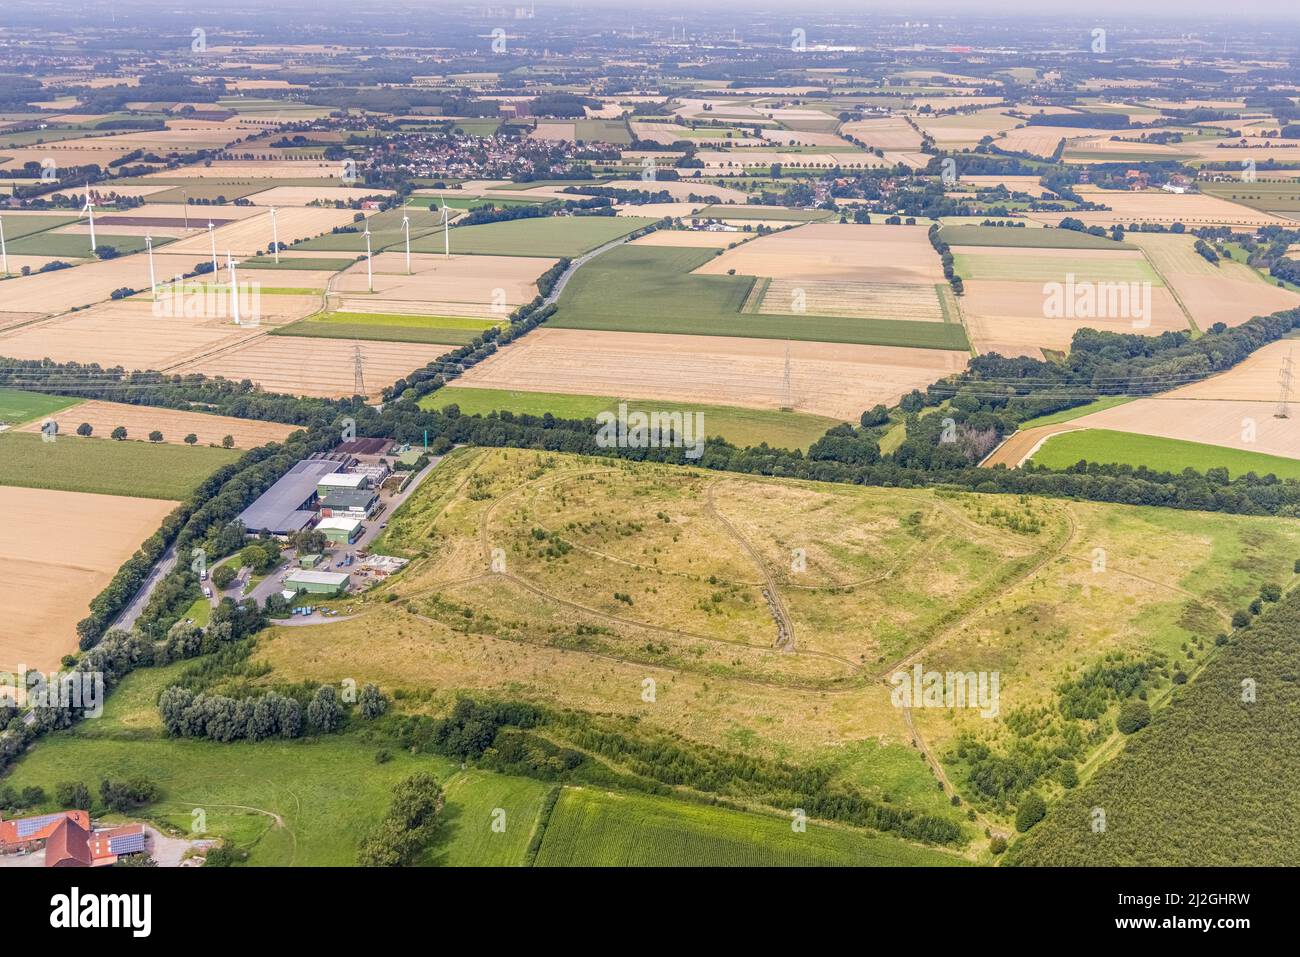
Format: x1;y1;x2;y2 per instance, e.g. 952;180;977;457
111;542;179;633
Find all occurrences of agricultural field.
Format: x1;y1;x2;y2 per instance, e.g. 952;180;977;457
247;447;1300;843
697;223;945;283
957;240;1191;357
1029;429;1300;479
410;215;654;258
0;431;239;499
1128;233;1300;330
0;487;177;672
1023;188;1289;229
0;386;80;426
420;385;841;450
533;787;965;867
937;225;1133;250
163;207;358;257
1200;180;1300;214
15;399;298;449
175;334;450;400
330;252;556;317
272;311;501;346
457;326;967;419
0;251;202;317
0;299;265;368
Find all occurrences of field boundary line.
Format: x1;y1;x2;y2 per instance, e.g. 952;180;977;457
1138;242;1200;335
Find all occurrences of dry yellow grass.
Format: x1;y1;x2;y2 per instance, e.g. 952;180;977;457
163;207;357;257
0;487;177;673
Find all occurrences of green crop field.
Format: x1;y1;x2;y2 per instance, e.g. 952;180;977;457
574;118;631;144
240;256;357;271
1031;428;1300;480
0;432;239;499
1018;396;1136;429
272;311;502;346
410;215;653;257
420;772;554;867
532;788;967;866
0;214;79;241
0;387;80;425
420;385;842;450
1200;182;1300;213
7;233;168;258
549;244;970;349
939;225;1134;249
952;251;1162;285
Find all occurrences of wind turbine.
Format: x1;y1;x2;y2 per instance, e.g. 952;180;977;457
82;190;97;253
0;214;7;277
207;221;217;276
145;234;156;299
269;206;280;264
364;225;373;292
402;202;411;275
440;198;450;259
226;251;242;325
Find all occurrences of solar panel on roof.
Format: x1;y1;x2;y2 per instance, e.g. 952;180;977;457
109;833;146;855
16;813;65;837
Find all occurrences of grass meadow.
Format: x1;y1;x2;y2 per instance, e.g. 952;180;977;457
1031;428;1300;479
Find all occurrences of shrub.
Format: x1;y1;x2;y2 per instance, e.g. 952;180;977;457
1015;793;1047;832
1116;699;1151;734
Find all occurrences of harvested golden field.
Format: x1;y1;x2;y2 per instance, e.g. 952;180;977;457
243;185;395;206
138;161;350;179
1025;190;1287;228
915;109;1022;148
961;279;1188;357
758;128;854;147
614;202;706;219
1168;338;1300;401
757;278;948;322
840;116;923;150
331;252;555;317
993;125;1101;157
1131;233;1300;329
0;299;262;369
0;252;205;316
163;206;357;257
176;334;449;399
631;230;742;248
453;326;968;420
15;399;297;449
0;487;177;673
695;223;944;283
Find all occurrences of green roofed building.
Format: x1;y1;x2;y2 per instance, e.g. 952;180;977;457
284;570;350;596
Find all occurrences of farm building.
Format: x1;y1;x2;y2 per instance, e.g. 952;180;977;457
0;811;145;867
317;516;362;544
236;460;345;536
284;569;350;596
319;487;379;519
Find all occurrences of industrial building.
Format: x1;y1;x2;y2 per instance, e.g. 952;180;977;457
317;516;362;544
319;487;379;519
284;569;351;596
237;460;346;537
317;472;371;496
